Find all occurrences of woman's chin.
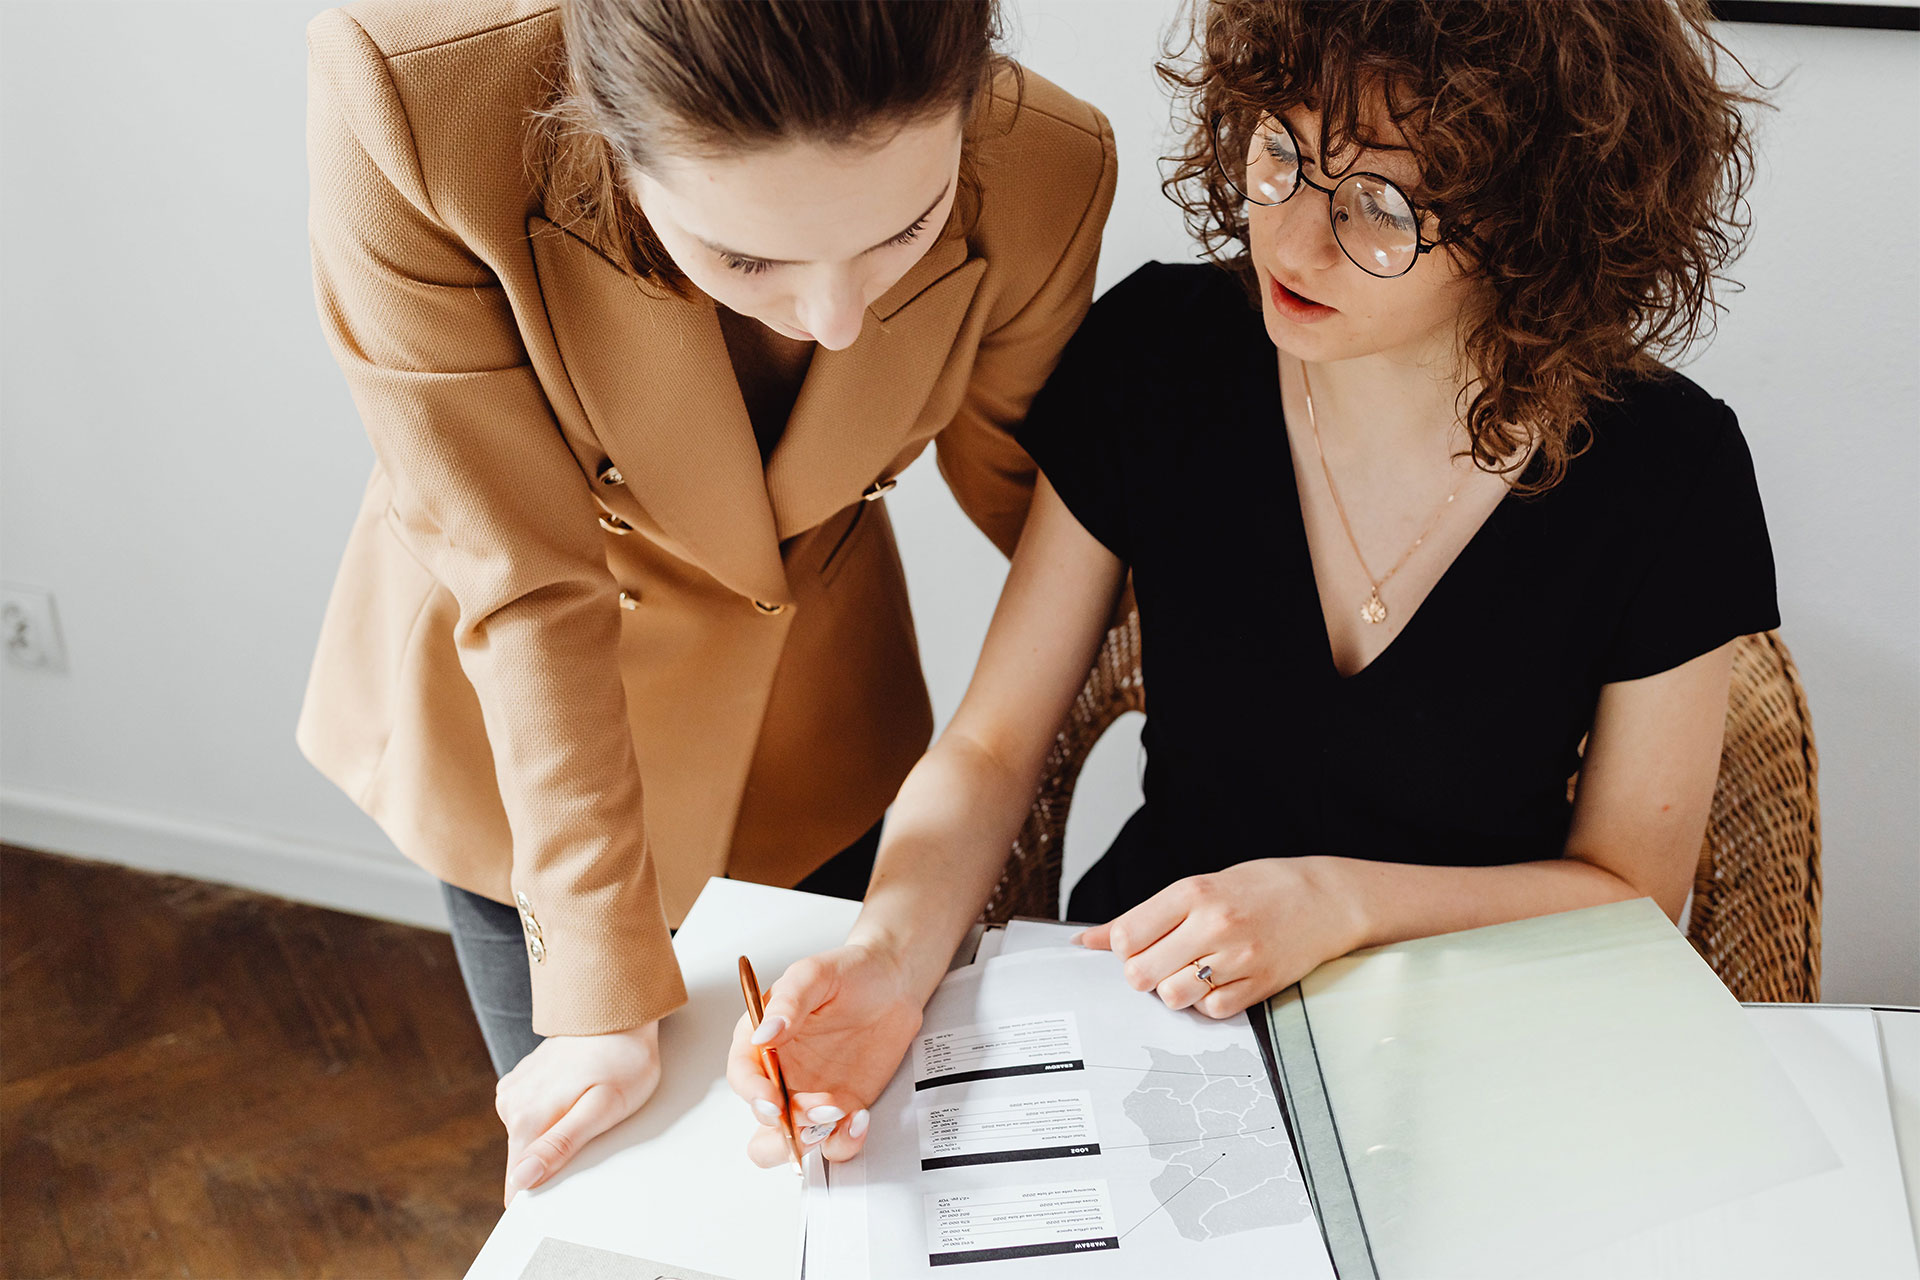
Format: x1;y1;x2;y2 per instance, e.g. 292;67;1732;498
1262;312;1349;363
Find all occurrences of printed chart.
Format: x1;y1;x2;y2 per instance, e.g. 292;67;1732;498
812;946;1335;1278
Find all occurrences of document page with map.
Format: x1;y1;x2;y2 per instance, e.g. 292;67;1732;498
802;945;1335;1278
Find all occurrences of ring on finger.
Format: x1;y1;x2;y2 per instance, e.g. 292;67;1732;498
1191;959;1220;991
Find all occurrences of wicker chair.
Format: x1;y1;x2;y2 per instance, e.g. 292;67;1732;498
984;612;1822;1003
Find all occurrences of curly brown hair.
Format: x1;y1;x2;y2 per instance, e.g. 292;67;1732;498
1160;0;1765;490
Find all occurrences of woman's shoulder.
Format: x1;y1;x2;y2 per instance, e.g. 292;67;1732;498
1068;261;1265;373
308;3;560;229
312;1;557;60
983;63;1113;164
966;66;1118;313
1578;373;1778;681
1574;369;1764;523
1023;262;1262;449
1586;369;1747;471
1602;367;1731;425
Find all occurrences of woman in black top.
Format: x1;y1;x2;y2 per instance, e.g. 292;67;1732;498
1027;260;1776;925
730;0;1775;1163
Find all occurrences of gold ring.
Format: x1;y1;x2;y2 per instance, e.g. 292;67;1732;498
1192;961;1217;991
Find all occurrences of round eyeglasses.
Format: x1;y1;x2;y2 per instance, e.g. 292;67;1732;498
1212;114;1440;279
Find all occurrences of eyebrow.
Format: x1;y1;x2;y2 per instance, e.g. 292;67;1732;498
698;182;952;265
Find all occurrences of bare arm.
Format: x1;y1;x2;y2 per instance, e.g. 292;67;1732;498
728;478;1123;1165
851;476;1126;1001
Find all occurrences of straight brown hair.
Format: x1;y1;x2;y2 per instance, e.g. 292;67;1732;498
530;0;1007;290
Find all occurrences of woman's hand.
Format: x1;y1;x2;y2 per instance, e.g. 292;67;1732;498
494;1021;663;1207
1077;858;1366;1019
726;941;926;1167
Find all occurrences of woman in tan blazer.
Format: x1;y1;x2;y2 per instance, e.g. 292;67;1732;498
298;0;1114;1198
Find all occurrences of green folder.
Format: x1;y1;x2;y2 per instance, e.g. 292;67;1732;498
1254;899;1836;1280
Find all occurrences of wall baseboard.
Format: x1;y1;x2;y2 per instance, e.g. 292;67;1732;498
0;785;448;931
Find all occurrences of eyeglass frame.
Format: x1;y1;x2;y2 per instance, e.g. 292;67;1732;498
1211;112;1444;280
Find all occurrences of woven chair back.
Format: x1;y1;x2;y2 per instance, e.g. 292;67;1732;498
986;615;1821;1002
1689;631;1822;1000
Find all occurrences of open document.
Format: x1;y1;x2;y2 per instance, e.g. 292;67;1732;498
803;945;1336;1278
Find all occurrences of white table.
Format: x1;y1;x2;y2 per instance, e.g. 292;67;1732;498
467;879;852;1280
466;880;1920;1280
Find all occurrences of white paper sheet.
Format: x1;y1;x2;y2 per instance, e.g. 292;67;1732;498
816;947;1335;1278
1524;1004;1919;1280
995;918;1088;957
801;1146;867;1280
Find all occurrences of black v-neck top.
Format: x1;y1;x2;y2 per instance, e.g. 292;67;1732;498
1017;263;1780;920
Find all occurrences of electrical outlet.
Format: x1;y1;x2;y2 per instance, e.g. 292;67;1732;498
1;584;68;673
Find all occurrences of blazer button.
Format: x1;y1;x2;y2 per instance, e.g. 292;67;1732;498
513;891;547;963
753;600;788;616
598;514;633;535
596;460;624;487
861;477;898;502
619;590;640;611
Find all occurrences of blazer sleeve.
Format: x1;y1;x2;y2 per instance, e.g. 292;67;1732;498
306;11;685;1036
934;105;1118;558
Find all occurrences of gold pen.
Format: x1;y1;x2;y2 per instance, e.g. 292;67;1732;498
738;955;806;1170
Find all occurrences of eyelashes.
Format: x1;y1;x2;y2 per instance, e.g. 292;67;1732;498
884;213;931;248
1358;188;1417;233
718;214;931;276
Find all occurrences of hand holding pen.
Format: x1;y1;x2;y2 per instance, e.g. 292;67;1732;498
737;956;807;1168
727;944;925;1168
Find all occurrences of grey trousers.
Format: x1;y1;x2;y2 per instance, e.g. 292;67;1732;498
440;880;547;1077
441;820;884;1078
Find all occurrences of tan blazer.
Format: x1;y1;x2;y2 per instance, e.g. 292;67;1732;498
297;2;1117;1035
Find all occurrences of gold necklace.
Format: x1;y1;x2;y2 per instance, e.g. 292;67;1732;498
1300;362;1460;626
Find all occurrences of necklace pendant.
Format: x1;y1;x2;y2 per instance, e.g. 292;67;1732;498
1360;591;1389;625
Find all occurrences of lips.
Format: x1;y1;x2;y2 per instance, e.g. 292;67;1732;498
1267;270;1337;323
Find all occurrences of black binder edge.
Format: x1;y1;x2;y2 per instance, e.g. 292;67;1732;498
1262;986;1379;1280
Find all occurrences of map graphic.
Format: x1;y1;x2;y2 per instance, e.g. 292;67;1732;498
1121;1045;1310;1241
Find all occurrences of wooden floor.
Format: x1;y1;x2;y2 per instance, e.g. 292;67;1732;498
2;845;502;1279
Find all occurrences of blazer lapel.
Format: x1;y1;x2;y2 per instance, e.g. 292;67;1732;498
527;215;791;606
765;234;987;539
528;212;990;590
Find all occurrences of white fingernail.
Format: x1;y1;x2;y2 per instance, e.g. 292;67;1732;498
800;1122;835;1144
507;1156;543;1192
752;1099;781;1123
848;1108;870;1139
805;1105;845;1124
750;1014;786;1046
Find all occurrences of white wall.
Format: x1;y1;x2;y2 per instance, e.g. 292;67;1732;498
1;2;1913;1002
1678;20;1920;1007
